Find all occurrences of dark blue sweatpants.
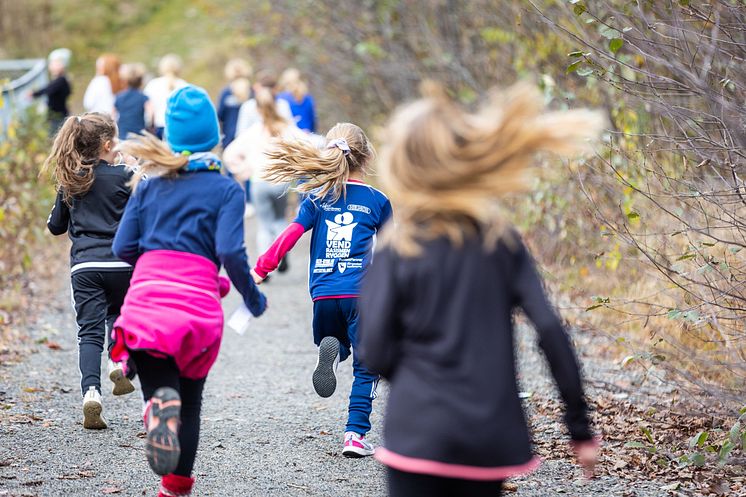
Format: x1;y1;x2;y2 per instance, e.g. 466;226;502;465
312;298;379;435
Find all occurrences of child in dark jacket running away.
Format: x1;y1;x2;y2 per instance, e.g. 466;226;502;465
111;85;267;497
43;112;135;430
358;82;603;497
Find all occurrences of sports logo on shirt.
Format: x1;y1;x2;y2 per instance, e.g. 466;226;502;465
338;262;347;273
325;212;357;259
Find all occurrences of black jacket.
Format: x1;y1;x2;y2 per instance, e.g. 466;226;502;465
358;233;592;469
33;76;71;117
47;161;132;271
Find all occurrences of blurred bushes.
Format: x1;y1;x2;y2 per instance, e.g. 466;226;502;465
0;111;55;318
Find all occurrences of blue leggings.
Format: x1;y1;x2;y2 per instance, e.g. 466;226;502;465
312;298;378;435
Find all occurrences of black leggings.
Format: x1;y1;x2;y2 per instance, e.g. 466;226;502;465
130;351;206;477
387;468;503;497
71;269;132;395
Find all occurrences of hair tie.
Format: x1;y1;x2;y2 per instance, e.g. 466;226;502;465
327;138;351;156
76;116;82;123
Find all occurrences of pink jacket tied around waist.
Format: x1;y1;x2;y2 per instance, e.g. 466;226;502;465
112;250;231;379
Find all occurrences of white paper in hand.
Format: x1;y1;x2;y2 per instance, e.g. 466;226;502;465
227;303;252;335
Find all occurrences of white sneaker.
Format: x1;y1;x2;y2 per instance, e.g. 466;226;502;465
342;431;375;458
108;360;135;396
82;386;107;429
312;336;340;398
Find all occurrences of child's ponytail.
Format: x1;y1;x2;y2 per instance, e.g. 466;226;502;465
42;113;117;204
263;122;374;202
118;133;188;192
379;81;606;256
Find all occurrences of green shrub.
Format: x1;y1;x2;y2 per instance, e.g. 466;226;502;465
0;111;54;310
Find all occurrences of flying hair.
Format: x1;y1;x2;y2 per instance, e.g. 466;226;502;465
41;113;117;205
118;132;188;191
262;122;375;202
378;80;607;256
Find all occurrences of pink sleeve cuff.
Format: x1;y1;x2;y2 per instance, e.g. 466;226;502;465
254;222;306;278
218;276;231;298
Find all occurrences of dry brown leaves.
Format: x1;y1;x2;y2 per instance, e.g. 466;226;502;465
528;394;745;496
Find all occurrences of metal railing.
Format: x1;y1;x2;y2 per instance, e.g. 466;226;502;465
0;59;48;135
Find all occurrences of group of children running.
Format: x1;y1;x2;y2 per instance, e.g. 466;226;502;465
42;71;601;495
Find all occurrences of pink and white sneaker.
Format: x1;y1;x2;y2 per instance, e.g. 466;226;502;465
341;431;375;458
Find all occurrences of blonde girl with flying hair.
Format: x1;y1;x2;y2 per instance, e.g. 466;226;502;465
223;88;307;267
144;54;188;139
357;82;604;497
43;112;136;430
251;122;393;458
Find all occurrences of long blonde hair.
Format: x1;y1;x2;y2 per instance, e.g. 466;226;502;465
118;133;188;191
42;113;117;205
263;123;374;201
379;81;606;256
256;88;288;137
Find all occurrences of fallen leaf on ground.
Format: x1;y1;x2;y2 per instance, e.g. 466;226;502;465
45;341;62;350
102;487;122;494
503;482;518;492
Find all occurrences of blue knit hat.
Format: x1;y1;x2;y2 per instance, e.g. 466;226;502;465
165;85;220;154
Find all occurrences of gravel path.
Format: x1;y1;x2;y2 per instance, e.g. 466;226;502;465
0;226;668;496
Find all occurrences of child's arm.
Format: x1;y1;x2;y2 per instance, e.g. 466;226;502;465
253;223;305;281
46;190;69;235
357;248;401;378
253;196;316;281
512;238;596;447
112;190;142;265
216;183;267;317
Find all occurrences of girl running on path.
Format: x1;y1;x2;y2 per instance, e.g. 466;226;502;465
114;63;152;139
111;85;267;497
277;68;317;133
143;54;188;140
43;112;136;430
83;54;123;116
357;82;602;497
217;58;252;149
252;123;392;457
30;48;72;134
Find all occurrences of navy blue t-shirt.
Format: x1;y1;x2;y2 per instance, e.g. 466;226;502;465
115;89;149;139
295;181;392;299
217;86;244;148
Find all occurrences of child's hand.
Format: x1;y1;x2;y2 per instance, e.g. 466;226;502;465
251;268;265;285
248;292;268;317
574;440;598;479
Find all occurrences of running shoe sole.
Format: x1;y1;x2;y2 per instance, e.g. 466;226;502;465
312;336;339;398
342;445;375;458
82;399;107;429
109;367;135;396
146;387;181;476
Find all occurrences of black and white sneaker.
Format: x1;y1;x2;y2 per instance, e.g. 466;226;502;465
312;336;340;398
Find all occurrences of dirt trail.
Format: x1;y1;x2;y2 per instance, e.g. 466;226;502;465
0;227;668;496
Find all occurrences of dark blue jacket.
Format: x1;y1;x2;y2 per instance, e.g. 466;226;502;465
113;170;265;315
